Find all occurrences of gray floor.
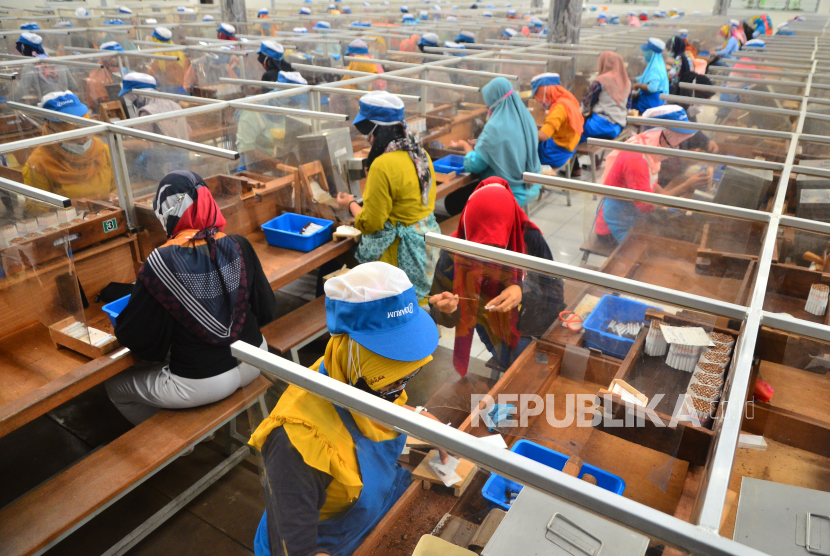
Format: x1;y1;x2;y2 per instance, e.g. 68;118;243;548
8;176;600;555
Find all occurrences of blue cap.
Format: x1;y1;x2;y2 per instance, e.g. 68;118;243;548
39;91;89;120
745;39;765;48
531;72;560;96
403;14;415;23
119;6;133;14
313;20;331;29
507;9;515;14
20;22;40;30
218;23;235;35
203;14;215;21
642;37;666;53
418;32;439;47
278;71;307;85
258;40;284;60
642;104;694;133
342;7;352;13
353;90;405;127
455;30;475;42
300;7;311;14
118;71;157;96
609;15;619;23
105;19;123;25
258;8;268;15
400;5;409;11
152;27;173;41
345;39;369;55
16;33;44;54
325;270;438;361
100;41;124;51
597;13;607;19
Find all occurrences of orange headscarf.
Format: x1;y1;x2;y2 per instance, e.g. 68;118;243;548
533;84;584;137
399;34;420;52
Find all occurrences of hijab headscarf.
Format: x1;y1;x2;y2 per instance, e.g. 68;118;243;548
139;171;249;346
668;36;693;76
594;51;631;106
533;84;584;137
639;48;670;97
249;329;430;518
474;77;541;192
449;177;539;375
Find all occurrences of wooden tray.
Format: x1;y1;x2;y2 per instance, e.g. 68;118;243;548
47;316;120;359
696;220;776;269
763;263;830;325
0;199;126;273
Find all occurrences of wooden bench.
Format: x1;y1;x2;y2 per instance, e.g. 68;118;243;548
575;126;634;183
261;295;329;364
0;374;271;556
579;230;618;265
439;213;461;235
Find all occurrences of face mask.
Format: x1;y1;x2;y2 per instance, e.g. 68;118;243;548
353;376;407;402
60;139;92;155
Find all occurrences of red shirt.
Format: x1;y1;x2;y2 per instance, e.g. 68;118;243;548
595;150;656;236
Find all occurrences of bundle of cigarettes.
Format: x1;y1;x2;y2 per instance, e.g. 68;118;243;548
688;382;722;402
693;362;727;381
666;343;701;372
805;283;830;316
709;332;734;349
699;350;730;369
681;394;718;426
300;222;324;236
605;319;644;340
691;368;725;389
644;320;668;356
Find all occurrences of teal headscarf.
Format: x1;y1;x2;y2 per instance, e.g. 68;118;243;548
638;49;669;96
473;77;541;204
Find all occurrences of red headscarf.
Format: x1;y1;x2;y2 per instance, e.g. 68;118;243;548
172;186;226;237
450;177;539;374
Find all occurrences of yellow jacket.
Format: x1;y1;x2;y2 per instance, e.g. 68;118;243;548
541;104;580;152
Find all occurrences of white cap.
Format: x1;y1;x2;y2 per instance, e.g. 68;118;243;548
503;27;516;36
483;10;492;16
154;26;173;40
75;7;88;16
55;20;72;27
146;18;158;24
300;7;312;14
326;261;412;303
293;27;309;32
647;37;666;51
100;41;121;50
218;23;235;34
119;6;133;14
20;32;42;45
460;30;474;39
421;32;439;43
203;14;215;21
278;70;308;84
123;72;157;86
349;38;368;48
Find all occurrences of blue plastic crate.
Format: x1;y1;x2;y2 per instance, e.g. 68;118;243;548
582;295;659;359
102;294;130;328
261;213;333;252
578;463;626;495
481;440;569;511
432;154;465;175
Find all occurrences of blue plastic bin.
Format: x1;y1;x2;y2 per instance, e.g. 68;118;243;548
582;295;659;359
432;154;465;175
261;213;333;252
481;440;569;511
102;294;131;328
578;463;626;495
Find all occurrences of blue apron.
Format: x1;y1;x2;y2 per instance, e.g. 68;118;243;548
635;90;664;113
537;139;576;169
580;113;623;144
254;362;411;556
599;197;642;242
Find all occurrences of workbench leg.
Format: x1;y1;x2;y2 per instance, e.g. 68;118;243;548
290;347;300;365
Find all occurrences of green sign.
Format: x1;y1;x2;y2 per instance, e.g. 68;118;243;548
103;218;118;233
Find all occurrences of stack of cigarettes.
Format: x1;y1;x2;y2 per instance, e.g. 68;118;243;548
0;224;18;249
693;361;727;380
15;218;38;236
300;222;324;236
36;212;58;229
681;395;718;426
805;283;830;316
691;368;725;389
709;332;734;350
688;382;722;403
699;350;730;370
605;319;644;340
666;343;701;372
56;207;77;224
644;321;668;356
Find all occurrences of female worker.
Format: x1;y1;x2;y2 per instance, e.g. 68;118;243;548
147;26;190;94
593;106;712;244
429;177;565;374
336;91;440;302
13;33;79;102
712;21;744;62
667;35;696;92
580;51;630;143
417;32;439;52
256;8;276;36
258;40;295;81
23;91;116;202
340;39;385;91
86;41;123;111
448;77;542;211
106;171;277;425
250;262;443;556
532;72;584;170
632;38;669;113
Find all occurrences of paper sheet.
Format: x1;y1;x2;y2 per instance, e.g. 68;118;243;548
479;434;508;450
611;383;646;407
429;453;461;487
660;325;713;347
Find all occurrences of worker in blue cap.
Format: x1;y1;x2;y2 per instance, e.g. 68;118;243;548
87;41;124;109
337;91;441;301
632;37;669;113
251;261;443;556
14;33;80;101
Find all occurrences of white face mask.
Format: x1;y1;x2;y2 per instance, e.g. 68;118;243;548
60;139;92;155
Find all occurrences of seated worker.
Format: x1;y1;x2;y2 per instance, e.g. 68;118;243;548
341;40;385;91
106;171;277;425
449;77;542;211
13;33;79;102
250;262;444;556
258;40;295;81
429;177;565;373
531;72;584;170
237;70;308;170
119;72;188;139
86;41;124;111
711;21;744;63
580;51;630;143
23;91;116;202
632;38;669;114
417;32;439;52
257;8;276;36
183;46;239;92
147;27;190;94
594;105;711;244
399;33;420;52
667;35;696;93
336;91;440;303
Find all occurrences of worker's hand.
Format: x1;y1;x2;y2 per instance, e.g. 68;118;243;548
707;140;720;154
449;140;473;153
486;284;522;313
429;291;459;314
336;192;355;209
418;410;451;464
682;170;711;193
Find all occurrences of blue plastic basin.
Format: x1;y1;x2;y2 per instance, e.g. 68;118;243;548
102;294;131;328
432;154;465;175
582;295;659;359
261;213;333;252
481;440;569;511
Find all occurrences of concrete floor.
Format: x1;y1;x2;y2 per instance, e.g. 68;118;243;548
3;183;595;555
